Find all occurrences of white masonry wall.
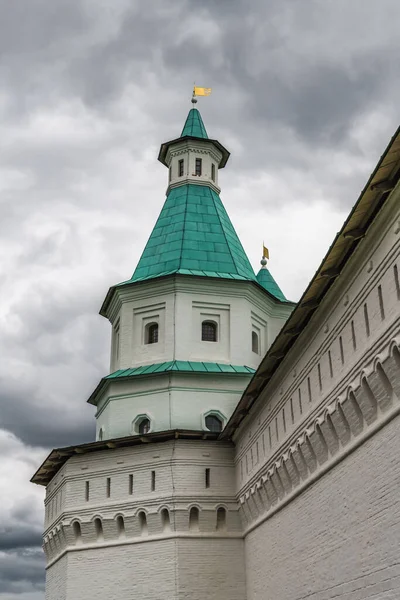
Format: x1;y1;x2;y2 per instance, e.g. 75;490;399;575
233;183;400;599
44;440;245;600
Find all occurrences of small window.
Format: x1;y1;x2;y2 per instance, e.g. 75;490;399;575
202;320;217;342
169;166;172;182
205;414;223;432
94;518;103;541
85;481;90;502
151;470;156;491
205;468;210;488
189;507;199;531
145;322;159;344
161;508;171;532
138;418;151;435
116;515;125;537
106;477;111;498
211;163;216;182
252;331;259;354
178;159;184;177
129;474;133;495
216;507;226;531
195;158;202;176
138;511;148;535
98;428;103;441
72;521;82;542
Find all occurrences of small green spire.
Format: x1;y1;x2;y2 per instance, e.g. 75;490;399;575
181;108;208;139
256;262;287;302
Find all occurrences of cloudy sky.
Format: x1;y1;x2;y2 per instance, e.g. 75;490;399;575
0;0;399;596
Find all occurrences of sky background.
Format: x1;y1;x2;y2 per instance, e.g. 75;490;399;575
0;0;399;597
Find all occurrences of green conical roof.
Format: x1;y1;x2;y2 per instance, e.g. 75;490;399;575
180;108;208;139
129;184;256;283
256;266;286;301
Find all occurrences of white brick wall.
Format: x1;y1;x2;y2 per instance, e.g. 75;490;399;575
245;411;400;600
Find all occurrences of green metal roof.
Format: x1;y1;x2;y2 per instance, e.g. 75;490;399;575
181;108;208;139
256;267;286;302
106;361;256;379
129;184;257;283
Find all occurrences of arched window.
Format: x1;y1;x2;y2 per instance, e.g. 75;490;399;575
189;507;199;531
202;320;217;342
252;331;259;354
116;515;125;537
72;521;82;542
216;507;227;531
138;511;148;535
145;322;159;344
138;418;151;435
161;508;171;532
205;414;223;433
94;518;103;541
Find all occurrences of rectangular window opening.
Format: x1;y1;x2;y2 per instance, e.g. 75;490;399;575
328;351;333;378
256;441;259;463
339;336;344;364
350;320;356;351
106;477;111;498
307;377;312;403
290;397;295;424
178;159;184;177
364;303;370;337
282;408;286;433
317;363;322;391
85;481;89;502
394;264;400;300
211;163;216;182
275;417;279;442
151;470;156;492
299;388;303;414
268;426;272;449
262;433;266;455
129;474;133;495
195;157;202;176
205;468;210;488
378;285;385;320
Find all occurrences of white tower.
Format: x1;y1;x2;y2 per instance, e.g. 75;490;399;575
33;105;294;600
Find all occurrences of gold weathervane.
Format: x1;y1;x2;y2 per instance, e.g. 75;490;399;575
191;86;212;104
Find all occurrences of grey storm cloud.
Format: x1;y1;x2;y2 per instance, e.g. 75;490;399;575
0;1;399;598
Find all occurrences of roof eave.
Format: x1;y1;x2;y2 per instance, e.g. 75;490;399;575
31;429;223;487
221;124;400;441
158;136;230;168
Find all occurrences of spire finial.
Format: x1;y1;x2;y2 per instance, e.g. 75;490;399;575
261;243;269;268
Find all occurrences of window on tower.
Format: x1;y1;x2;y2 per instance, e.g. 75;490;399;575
252;331;259;354
138;418;151;435
205;414;223;432
195;157;202;176
201;320;217;342
178;159;184;177
145;322;159;344
211;163;216;182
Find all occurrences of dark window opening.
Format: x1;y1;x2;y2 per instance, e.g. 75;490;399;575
205;414;223;432
189;507;199;531
364;303;370;337
138;418;151;435
151;470;156;491
145;322;159;344
211;163;216;182
378;285;385;320
106;477;111;498
202;320;217;342
216;507;226;531
205;468;210;488
85;481;89;502
178;159;184;177
252;331;259;354
195;158;202;176
129;474;133;495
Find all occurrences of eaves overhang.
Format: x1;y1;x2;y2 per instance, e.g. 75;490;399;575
220;124;400;440
100;273;295;319
158;135;230;169
31;429;221;487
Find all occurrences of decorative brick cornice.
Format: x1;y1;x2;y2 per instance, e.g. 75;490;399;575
238;338;400;535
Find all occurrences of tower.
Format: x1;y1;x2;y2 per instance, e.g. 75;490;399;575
33;105;293;600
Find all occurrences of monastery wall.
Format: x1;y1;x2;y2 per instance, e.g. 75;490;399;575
234;184;400;599
43;439;245;600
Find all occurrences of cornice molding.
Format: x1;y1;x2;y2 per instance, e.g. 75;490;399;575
237;338;400;535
